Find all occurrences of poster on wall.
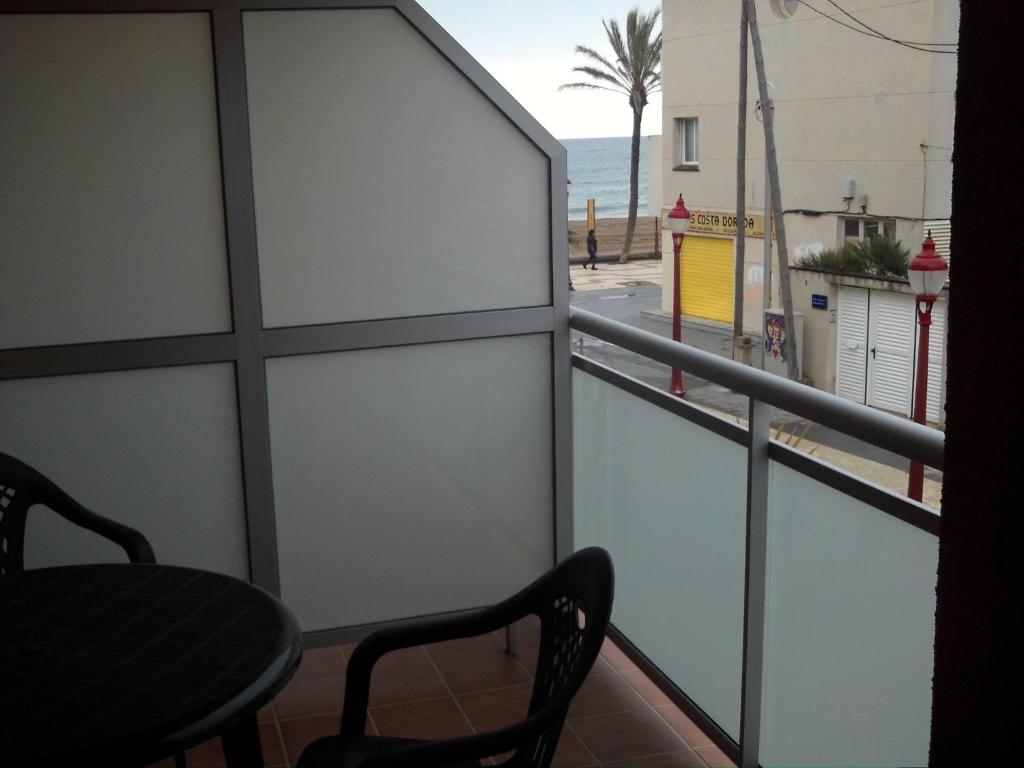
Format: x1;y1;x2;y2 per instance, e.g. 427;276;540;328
765;312;788;362
764;309;804;379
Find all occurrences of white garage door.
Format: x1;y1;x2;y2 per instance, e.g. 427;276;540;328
836;287;869;404
867;291;915;416
837;288;947;423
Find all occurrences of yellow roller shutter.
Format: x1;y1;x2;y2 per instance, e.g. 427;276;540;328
680;235;733;324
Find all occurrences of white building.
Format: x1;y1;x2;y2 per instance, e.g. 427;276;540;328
659;0;958;422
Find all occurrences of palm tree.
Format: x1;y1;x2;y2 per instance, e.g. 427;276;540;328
560;7;661;263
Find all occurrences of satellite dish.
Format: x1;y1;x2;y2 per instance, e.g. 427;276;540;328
771;0;799;18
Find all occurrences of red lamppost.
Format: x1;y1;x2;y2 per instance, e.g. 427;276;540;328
667;195;691;397
907;232;948;502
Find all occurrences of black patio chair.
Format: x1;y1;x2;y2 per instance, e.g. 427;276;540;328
297;546;614;768
0;450;155;575
0;452;192;766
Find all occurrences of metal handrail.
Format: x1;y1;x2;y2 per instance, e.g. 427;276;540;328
569;307;945;469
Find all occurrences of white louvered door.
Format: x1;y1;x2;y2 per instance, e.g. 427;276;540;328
867;292;915;416
836;287;869;404
836;287;946;423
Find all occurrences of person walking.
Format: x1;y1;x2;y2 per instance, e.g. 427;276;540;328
585;229;598;270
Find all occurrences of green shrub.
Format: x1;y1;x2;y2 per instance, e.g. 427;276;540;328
797;244;869;273
858;236;910;278
797;237;910;279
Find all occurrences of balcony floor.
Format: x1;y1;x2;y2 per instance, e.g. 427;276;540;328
150;617;733;768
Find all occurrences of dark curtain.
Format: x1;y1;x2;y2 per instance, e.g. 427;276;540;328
930;2;1024;764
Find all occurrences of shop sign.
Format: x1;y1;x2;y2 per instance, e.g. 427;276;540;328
664;208;775;239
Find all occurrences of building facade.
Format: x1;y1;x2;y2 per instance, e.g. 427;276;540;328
659;0;958;420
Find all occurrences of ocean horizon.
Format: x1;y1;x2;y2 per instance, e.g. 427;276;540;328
562;135;649;221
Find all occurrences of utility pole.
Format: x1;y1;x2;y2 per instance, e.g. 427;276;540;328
760;89;773;369
745;0;799;381
733;0;749;355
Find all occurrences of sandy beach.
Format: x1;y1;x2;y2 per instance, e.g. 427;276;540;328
569;216;659;259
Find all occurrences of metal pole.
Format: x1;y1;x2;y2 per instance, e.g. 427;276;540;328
746;0;799;380
739;397;770;768
505;624;518;655
908;297;933;501
734;0;749;345
671;232;686;397
761;155;772;370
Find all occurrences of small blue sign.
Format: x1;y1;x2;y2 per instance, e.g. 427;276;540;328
811;294;828;310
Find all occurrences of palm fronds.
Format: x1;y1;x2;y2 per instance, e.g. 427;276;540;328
559;8;661;109
797;237;910;278
559;7;662;260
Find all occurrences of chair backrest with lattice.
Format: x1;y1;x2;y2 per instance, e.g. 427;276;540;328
0;451;155;575
0;452;44;576
512;546;613;767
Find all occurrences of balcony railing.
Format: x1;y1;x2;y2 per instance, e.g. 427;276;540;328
569;307;943;768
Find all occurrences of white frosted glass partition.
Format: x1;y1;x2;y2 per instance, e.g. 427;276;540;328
573;371;746;740
761;462;938;767
244;9;551;328
0;365;248;578
0;14;231;349
267;335;553;632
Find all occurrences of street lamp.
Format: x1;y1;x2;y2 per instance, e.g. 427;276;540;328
667;194;691;396
907;232;949;502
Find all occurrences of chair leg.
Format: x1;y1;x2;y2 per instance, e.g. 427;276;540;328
174;751;189;768
505;623;518;655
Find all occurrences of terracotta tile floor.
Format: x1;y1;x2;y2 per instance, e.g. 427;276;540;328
148;618;734;768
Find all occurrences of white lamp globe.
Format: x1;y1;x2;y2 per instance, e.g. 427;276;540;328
908;234;949;297
668;195;691;235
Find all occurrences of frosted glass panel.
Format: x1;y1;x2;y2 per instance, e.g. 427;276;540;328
0;365;248;578
0;13;231;349
573;371;746;740
761;461;938;767
244;9;550;328
267;335;553;631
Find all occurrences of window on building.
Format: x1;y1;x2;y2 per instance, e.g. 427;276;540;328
843;218;860;244
841;218;896;245
674;117;698;169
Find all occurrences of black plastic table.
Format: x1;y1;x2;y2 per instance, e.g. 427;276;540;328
0;563;303;767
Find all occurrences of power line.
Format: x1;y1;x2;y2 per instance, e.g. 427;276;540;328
820;0;957;46
798;0;957;54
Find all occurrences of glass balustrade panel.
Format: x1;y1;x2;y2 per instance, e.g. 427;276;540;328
573;369;747;740
0;364;248;578
267;334;554;632
243;9;551;328
0;13;231;349
760;459;938;767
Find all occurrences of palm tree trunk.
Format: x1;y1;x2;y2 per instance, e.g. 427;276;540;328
620;106;643;263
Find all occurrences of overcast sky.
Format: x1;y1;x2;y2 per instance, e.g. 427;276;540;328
418;1;663;140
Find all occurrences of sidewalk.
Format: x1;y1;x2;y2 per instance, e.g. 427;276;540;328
571;257;663;292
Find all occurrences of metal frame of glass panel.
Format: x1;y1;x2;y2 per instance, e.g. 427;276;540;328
0;2;570;619
570;310;942;767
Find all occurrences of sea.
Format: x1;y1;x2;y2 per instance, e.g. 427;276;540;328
563;135;649;221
